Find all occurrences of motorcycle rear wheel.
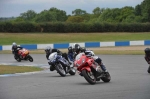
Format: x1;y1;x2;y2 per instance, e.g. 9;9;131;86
55;63;66;77
82;70;96;84
147;66;150;73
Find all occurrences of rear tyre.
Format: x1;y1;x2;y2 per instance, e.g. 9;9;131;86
82;70;96;84
101;72;111;82
55;63;66;77
147;66;150;73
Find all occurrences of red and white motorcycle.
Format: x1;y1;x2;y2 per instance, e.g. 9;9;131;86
74;53;111;84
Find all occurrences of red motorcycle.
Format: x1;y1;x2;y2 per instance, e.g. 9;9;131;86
74;53;111;84
14;48;33;62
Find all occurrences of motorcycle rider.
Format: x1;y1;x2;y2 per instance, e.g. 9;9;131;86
12;42;23;59
67;45;74;62
144;47;150;64
144;47;150;73
72;43;107;73
45;46;71;71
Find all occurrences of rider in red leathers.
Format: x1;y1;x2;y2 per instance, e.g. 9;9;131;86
72;43;107;73
12;42;23;59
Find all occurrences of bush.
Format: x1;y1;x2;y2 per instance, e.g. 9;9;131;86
0;22;150;33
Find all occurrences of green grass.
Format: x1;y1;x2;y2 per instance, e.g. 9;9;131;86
0;32;150;45
0;65;43;75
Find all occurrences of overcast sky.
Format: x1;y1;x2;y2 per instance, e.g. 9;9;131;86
0;0;143;17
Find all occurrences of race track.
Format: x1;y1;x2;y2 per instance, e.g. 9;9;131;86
0;54;150;99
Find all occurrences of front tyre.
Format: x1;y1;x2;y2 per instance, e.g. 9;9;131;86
147;66;150;73
14;56;21;62
101;72;111;82
69;67;76;75
55;63;66;77
82;70;96;85
27;55;33;62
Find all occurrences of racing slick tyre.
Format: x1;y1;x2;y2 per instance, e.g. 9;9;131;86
101;72;111;82
69;68;76;75
27;55;33;62
82;70;96;85
55;63;66;77
14;56;21;62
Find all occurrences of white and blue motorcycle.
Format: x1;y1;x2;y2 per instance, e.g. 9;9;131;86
48;52;76;77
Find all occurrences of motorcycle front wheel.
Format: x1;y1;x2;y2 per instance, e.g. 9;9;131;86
147;66;150;73
69;67;76;75
27;55;33;62
101;72;111;82
55;63;66;77
82;70;96;85
14;55;21;62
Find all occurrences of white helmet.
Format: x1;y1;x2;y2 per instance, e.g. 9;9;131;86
85;50;95;56
12;42;17;46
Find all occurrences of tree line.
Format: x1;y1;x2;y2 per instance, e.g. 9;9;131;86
0;0;150;33
1;0;149;23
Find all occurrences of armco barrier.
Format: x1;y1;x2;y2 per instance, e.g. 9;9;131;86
0;40;150;51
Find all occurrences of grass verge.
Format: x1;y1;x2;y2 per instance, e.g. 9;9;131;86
0;32;150;45
0;65;43;75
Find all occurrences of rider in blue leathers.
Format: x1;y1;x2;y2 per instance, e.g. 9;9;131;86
45;46;71;71
67;45;74;62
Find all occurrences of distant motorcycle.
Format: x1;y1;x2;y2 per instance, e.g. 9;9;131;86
14;48;33;62
74;53;111;84
48;52;76;77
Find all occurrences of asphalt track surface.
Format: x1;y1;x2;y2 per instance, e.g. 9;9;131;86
0;54;150;99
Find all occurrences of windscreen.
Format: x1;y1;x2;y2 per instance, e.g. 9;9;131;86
75;53;85;61
49;52;57;61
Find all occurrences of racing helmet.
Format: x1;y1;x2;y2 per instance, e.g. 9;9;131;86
68;45;73;53
85;50;95;56
145;48;150;55
72;43;81;53
12;42;17;48
45;46;52;54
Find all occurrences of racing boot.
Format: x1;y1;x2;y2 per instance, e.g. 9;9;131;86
50;65;55;71
48;62;55;71
100;64;108;73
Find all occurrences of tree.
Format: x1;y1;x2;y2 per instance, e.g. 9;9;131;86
33;7;68;22
66;16;84;23
33;10;57;22
98;8;121;22
120;6;134;22
93;7;101;15
49;7;67;21
140;0;150;22
72;9;87;16
13;17;25;22
20;10;37;21
135;4;141;16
